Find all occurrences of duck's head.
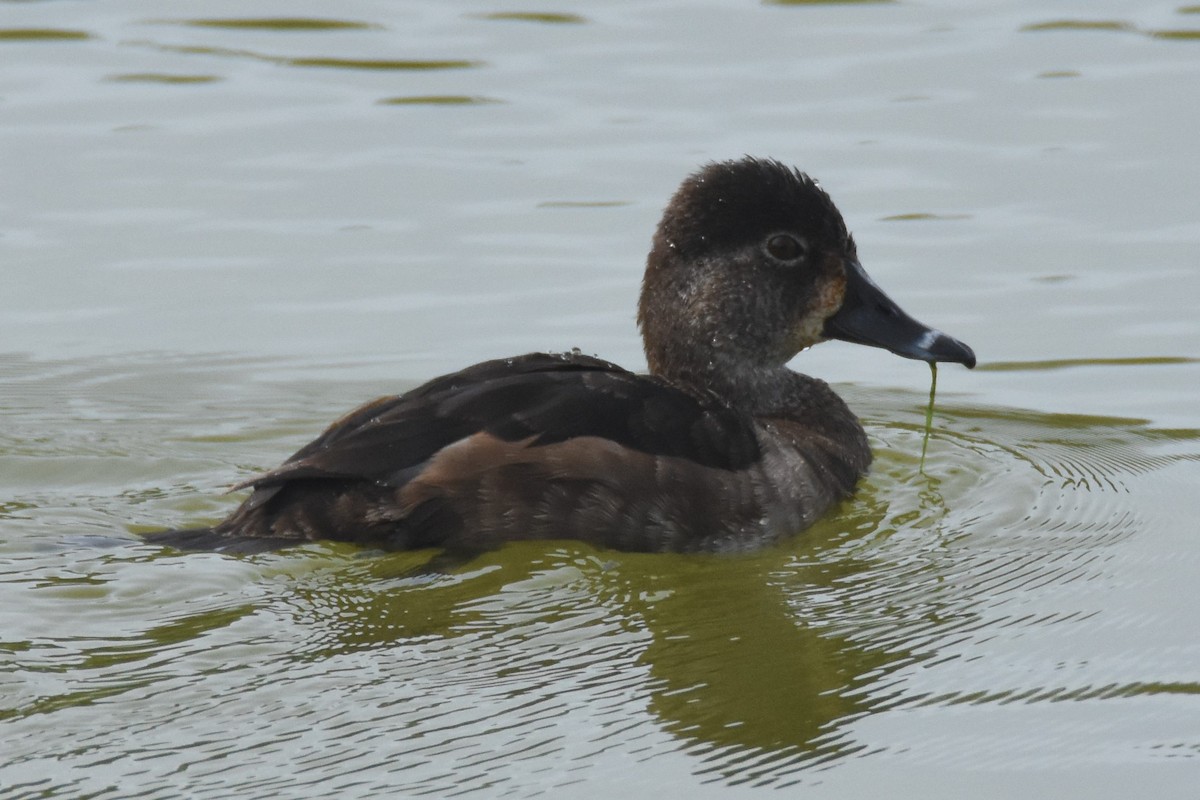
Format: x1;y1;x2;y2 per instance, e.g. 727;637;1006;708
638;157;976;383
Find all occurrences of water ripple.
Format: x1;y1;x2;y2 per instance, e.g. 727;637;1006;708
122;39;483;72
2;356;1196;794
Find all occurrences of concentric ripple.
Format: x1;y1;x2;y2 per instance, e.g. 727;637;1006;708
2;357;1196;795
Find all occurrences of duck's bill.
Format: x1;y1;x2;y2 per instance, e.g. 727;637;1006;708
823;260;976;368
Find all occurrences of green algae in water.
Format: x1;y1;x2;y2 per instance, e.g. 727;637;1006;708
919;361;938;473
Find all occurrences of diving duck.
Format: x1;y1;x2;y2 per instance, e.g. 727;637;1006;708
147;157;975;554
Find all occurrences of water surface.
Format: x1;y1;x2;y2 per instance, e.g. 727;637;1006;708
2;1;1198;797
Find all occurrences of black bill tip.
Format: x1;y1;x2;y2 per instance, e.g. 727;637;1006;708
902;328;976;368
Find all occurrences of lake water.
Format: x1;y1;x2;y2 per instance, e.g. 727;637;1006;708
2;1;1198;798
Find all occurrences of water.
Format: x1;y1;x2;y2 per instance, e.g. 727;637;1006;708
3;1;1199;798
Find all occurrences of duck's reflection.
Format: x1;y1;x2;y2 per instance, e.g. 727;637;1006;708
610;509;898;777
279;492;901;783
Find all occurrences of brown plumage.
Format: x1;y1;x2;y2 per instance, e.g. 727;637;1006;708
146;157;974;555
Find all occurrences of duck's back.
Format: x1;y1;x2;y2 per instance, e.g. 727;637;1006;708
145;351;869;554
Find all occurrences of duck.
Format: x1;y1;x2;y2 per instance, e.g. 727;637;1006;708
146;157;975;555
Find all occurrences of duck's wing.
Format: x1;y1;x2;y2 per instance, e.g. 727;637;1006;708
237;352;760;503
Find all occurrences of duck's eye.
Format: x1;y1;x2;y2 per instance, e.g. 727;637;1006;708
766;234;807;262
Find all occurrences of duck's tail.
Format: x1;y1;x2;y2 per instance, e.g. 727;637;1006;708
142;527;297;554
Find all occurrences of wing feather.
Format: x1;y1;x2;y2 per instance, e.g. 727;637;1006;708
237;352;760;495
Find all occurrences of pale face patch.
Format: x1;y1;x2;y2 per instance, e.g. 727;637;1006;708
788;256;847;353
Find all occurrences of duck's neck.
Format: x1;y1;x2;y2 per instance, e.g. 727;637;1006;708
649;348;863;440
650;351;798;414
